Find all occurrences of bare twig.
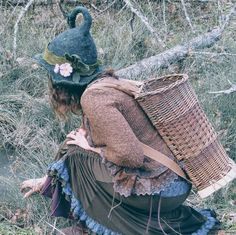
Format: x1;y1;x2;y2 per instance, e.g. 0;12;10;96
45;220;65;235
130;12;135;32
59;0;68;19
0;1;20;35
90;0;117;14
162;0;168;40
217;0;223;27
220;3;236;32
180;0;195;33
89;3;100;12
122;0;166;48
13;0;35;60
52;218;58;234
115;3;236;79
209;80;236;95
5;0;78;6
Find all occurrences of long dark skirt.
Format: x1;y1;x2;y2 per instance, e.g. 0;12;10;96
42;145;217;235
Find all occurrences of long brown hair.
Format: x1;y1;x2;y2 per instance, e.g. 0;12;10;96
48;69;117;120
48;77;86;120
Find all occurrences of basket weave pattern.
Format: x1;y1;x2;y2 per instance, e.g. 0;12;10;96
136;74;232;190
138;82;198;124
183;141;231;190
158;102;218;160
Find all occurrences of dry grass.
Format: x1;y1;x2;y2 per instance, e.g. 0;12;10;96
0;1;236;233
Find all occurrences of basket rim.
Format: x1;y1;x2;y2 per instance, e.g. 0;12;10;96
198;159;236;198
136;73;189;98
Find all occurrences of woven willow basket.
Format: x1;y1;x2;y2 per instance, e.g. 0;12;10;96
136;74;236;198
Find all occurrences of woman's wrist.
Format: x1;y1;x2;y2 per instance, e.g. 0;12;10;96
42;175;47;180
89;146;101;155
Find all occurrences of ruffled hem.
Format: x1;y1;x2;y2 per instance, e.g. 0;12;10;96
104;159;181;197
48;160;121;235
48;159;217;235
192;210;217;235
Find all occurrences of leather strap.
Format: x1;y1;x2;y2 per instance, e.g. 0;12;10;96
87;79;188;180
88;80;140;97
140;142;187;180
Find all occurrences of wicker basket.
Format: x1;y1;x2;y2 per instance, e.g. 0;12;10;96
136;74;236;198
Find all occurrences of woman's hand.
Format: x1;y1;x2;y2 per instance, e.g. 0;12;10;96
20;176;47;198
67;128;91;150
67;128;101;154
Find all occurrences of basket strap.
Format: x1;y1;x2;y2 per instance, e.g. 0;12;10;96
140;142;188;180
88;80;140;97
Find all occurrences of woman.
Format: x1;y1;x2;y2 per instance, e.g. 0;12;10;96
21;6;219;235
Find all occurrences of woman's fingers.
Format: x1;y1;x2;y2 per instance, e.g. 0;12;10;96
68;130;76;135
66;133;74;139
21;185;37;198
66;140;77;145
20;177;47;198
66;133;78;139
23;189;35;198
66;129;89;148
21;179;34;191
67;131;83;140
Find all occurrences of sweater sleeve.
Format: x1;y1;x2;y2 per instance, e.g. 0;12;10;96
81;88;145;168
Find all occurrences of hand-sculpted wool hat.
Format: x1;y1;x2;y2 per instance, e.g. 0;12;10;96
34;6;102;87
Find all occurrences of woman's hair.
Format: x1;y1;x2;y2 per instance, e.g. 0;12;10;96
48;77;86;120
48;69;117;120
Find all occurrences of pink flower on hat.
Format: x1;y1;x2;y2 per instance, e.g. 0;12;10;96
54;64;60;73
54;63;73;77
59;63;73;77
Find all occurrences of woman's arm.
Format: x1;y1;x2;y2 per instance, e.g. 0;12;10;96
80;88;145;168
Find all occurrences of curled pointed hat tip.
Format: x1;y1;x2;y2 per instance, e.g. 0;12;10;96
67;6;92;33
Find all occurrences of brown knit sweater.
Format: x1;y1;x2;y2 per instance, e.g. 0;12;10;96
80;76;180;196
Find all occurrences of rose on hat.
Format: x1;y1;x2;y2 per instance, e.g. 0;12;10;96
54;63;73;77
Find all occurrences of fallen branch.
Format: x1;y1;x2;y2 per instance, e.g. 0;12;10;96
115;28;221;79
115;3;236;79
191;51;236;57
209;81;236;95
122;0;166;48
13;0;35;60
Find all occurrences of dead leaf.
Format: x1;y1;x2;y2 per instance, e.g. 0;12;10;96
10;208;29;225
5;50;13;61
168;4;177;15
228;212;236;223
31;63;39;70
16;57;29;66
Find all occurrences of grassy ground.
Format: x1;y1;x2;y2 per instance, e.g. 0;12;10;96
0;1;236;234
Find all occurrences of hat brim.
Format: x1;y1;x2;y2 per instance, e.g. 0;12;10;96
33;54;102;87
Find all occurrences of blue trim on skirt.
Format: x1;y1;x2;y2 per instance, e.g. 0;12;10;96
48;160;216;235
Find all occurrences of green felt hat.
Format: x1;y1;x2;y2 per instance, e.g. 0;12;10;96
34;6;102;87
